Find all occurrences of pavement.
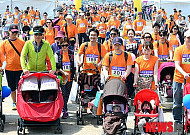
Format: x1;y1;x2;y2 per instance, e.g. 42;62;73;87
0;21;185;135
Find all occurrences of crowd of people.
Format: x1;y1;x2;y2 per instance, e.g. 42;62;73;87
0;2;190;133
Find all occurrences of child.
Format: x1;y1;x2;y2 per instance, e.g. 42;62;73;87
112;105;122;113
162;73;173;97
23;92;32;102
162;73;173;84
138;100;157;135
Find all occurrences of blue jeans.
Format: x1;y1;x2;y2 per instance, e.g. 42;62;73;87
173;81;183;123
78;33;87;46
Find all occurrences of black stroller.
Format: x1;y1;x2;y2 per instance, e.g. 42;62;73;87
22;25;31;41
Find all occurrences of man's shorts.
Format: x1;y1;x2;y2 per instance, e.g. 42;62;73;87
5;70;22;91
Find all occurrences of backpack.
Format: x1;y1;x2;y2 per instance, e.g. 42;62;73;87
157;40;169;48
82;42;102;67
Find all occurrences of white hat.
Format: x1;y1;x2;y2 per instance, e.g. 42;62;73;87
184;30;190;37
79;12;85;16
65;14;73;20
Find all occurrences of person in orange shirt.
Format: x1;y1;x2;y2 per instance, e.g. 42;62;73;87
152;22;160;41
21;10;31;27
173;10;178;21
76;12;88;46
13;7;21;25
123;16;133;39
0;24;25;110
102;37;133;83
92;12;100;25
30;6;36;25
161;9;167;26
168;25;181;58
133;41;158;90
97;16;107;44
107;13;120;31
77;28;107;74
86;12;93;30
55;38;74;119
103;28;119;52
165;15;176;33
153;30;173;67
40;12;48;27
62;14;79;51
35;9;40;25
133;12;146;33
173;30;190;125
4;8;9;19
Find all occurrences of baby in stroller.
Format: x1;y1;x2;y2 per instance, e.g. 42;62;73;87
138;100;157;135
161;73;173;97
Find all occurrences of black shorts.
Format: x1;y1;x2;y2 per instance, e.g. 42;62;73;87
5;70;22;91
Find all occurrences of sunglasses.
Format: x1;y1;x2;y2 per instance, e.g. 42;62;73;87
61;44;69;47
144;36;151;39
46;22;51;24
12;31;18;34
173;28;178;30
159;34;166;37
110;33;117;36
34;33;43;36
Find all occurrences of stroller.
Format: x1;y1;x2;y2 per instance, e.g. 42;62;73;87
3;23;10;39
102;79;128;135
133;89;160;135
183;81;190;134
17;73;64;134
0;72;5;132
76;69;102;125
22;25;31;41
158;62;175;98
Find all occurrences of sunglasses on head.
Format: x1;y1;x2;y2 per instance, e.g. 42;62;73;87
46;22;51;24
110;33;117;36
144;36;151;39
34;33;43;36
159;34;166;37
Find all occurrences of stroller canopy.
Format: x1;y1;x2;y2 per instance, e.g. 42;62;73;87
134;89;159;107
103;79;127;98
158;62;175;82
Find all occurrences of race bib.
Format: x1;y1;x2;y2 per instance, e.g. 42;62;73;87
182;54;190;64
95;21;99;25
111;26;116;29
80;23;85;28
125;43;138;51
86;54;98;64
137;22;143;27
126;25;131;29
111;66;126;77
62;62;70;71
139;70;153;78
173;45;177;51
100;30;105;34
158;55;168;62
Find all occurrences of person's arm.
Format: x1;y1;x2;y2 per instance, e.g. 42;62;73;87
175;61;190;79
75;34;79;49
169;50;173;60
121;65;132;80
103;66;110;81
154;60;158;88
77;53;82;67
47;43;56;74
154;49;158;57
133;63;139;87
20;42;29;74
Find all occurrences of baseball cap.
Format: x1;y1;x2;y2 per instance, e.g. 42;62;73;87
9;24;19;32
113;37;123;46
65;14;73;20
33;26;44;34
138;12;142;15
79;12;85;16
184;30;190;38
55;31;65;40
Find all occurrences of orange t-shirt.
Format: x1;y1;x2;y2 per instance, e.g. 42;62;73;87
123;22;133;38
22;15;30;26
35;12;40;19
103;39;115;52
61;23;78;38
97;23;107;38
152;32;160;41
162;11;167;20
76;19;88;34
108;19;121;30
78;42;107;74
44;28;58;45
153;40;172;66
135;55;158;90
4;12;8;19
173;45;190;83
167;20;175;32
169;34;180;52
30;10;36;18
102;51;133;81
40;19;46;26
173;13;178;21
133;19;146;31
61;51;71;82
92;16;100;23
60;20;66;27
14;12;19;24
0;38;25;71
0;51;6;67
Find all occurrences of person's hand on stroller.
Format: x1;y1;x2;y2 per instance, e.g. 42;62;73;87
0;67;4;71
77;61;83;67
93;62;101;68
155;83;159;88
184;73;190;80
23;69;30;75
133;82;137;87
49;70;56;75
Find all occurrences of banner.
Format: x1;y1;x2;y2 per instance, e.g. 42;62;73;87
134;0;142;18
74;0;81;11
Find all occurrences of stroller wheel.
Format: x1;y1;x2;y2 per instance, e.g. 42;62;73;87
22;127;25;135
77;115;84;125
0;119;4;132
55;125;62;134
2;115;5;124
17;126;21;135
97;116;103;125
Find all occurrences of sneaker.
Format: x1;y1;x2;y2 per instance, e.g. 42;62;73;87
61;112;68;119
12;102;17;110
